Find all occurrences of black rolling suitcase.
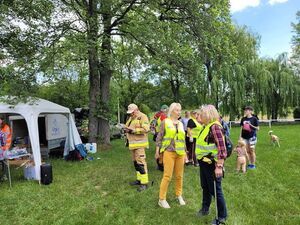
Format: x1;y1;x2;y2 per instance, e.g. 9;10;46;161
41;163;52;185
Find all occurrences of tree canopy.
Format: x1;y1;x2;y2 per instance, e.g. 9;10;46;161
0;1;299;145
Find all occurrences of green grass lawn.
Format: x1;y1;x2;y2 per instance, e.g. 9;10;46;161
1;125;299;225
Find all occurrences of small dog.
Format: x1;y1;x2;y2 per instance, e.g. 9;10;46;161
268;131;280;147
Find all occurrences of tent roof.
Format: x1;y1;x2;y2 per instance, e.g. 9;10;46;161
0;97;70;116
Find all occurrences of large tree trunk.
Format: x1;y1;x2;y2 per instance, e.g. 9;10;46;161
87;0;100;143
271;110;278;120
215;84;219;110
98;6;112;145
170;77;180;102
271;93;279;120
271;107;278;120
205;60;213;97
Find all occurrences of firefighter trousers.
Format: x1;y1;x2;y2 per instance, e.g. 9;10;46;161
131;148;148;184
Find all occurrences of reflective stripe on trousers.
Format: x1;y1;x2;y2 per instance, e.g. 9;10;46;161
129;140;149;149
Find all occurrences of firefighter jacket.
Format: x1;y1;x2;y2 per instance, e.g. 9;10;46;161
125;111;150;150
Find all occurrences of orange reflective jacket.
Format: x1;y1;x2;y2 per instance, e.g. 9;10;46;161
1;124;12;151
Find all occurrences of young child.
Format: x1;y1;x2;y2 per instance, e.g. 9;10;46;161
234;139;249;173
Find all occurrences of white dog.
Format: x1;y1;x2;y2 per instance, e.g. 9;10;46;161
268;131;280;147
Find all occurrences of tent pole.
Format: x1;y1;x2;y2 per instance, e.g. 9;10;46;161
118;98;120;124
69;114;72;152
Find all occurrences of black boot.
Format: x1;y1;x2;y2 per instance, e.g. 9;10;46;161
156;164;164;172
137;184;148;192
129;180;141;186
196;209;209;217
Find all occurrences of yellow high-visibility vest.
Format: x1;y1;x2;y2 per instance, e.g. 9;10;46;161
155;117;162;133
160;118;186;155
191;118;203;138
195;121;222;160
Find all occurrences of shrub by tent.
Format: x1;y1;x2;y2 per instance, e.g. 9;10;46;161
0;97;82;181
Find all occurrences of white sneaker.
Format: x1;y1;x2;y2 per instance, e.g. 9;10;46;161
177;196;186;206
158;199;171;209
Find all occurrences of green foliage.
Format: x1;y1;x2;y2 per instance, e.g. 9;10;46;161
37;72;89;110
291;11;300;57
139;103;151;118
291;11;300;106
260;53;297;119
0;0;299;143
0;125;300;224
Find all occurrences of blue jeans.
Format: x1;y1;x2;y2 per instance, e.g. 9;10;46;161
198;160;227;219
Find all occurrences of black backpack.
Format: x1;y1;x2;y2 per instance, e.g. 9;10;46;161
224;135;233;158
65;149;83;161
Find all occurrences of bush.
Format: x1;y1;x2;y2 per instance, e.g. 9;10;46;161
139;103;151;117
293;107;300;119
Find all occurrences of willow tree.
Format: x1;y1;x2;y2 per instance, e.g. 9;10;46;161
213;25;259;118
291;11;300;59
291;11;300;106
261;53;296;119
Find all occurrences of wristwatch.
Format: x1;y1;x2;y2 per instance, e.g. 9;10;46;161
216;164;223;169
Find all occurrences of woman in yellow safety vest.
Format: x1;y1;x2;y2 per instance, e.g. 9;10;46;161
195;105;227;225
155;103;186;208
187;110;203;166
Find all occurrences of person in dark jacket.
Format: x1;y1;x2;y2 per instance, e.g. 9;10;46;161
240;106;259;169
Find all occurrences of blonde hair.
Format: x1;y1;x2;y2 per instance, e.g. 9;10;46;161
167;103;182;118
238;139;246;147
199;104;220;124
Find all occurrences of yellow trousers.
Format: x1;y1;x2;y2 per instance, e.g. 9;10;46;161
159;151;185;200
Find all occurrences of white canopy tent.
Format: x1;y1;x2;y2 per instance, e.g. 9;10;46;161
0;97;82;180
